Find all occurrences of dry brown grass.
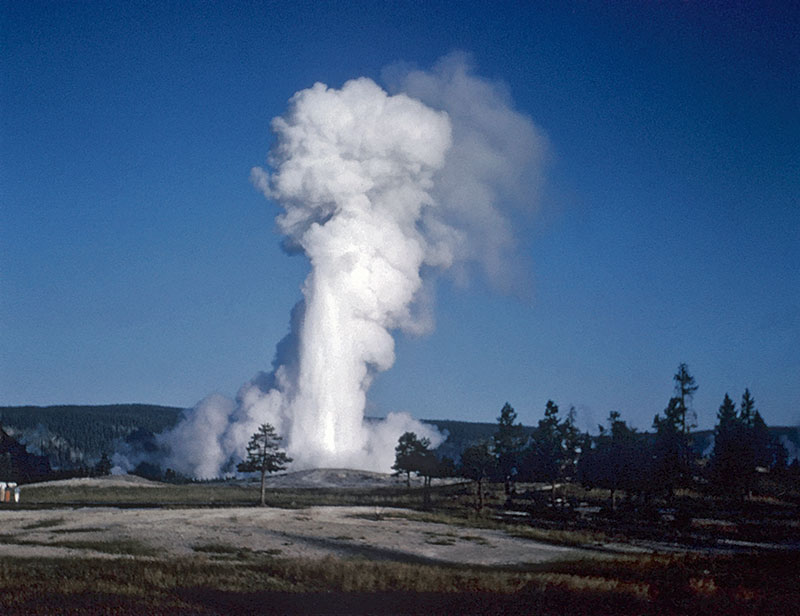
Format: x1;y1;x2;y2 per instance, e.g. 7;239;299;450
1;548;798;615
365;508;608;547
19;480;461;510
1;550;798;615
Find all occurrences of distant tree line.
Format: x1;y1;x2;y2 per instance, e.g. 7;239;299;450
393;363;799;511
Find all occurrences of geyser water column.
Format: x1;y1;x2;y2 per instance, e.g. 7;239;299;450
258;78;452;468
149;54;545;478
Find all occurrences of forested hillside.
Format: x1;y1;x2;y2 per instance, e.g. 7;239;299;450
0;426;51;482
0;405;182;469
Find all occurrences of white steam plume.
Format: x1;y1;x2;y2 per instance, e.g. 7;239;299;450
149;54;546;477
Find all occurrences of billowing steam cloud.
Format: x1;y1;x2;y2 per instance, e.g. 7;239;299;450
131;54;546;477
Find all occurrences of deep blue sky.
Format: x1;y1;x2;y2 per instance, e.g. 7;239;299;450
2;1;798;432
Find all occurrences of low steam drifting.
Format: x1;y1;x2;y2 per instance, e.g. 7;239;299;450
131;54;546;477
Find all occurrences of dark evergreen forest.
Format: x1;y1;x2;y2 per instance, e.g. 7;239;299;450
0;404;182;470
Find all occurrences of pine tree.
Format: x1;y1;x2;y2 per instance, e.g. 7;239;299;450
459;441;496;510
711;391;771;498
772;440;789;475
559;406;582;482
94;452;112;476
392;431;426;487
711;393;749;497
673;363;698;436
578;411;649;510
652;397;688;499
738;391;768;495
392;432;438;507
237;424;292;506
650;364;699;497
739;388;756;427
751;410;771;469
492;402;526;495
519;400;565;504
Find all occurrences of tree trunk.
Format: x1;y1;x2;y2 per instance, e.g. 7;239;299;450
476;478;483;510
260;469;267;506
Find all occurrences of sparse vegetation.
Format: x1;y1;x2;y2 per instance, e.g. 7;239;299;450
424;532;457;545
0;535;158;557
21;518;64;531
49;538;159;556
192;542;243;555
0;550;797;614
192;543;283;560
459;534;489;545
357;508;609;548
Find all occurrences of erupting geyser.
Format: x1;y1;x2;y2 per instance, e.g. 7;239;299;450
137;54;546;478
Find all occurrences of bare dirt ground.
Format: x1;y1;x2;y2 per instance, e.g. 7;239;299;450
0;505;598;566
0;473;607;566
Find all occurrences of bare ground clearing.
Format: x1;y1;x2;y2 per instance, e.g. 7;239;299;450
0;505;602;566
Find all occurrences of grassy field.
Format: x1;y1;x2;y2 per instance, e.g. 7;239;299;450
0;548;798;614
19;480;433;509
